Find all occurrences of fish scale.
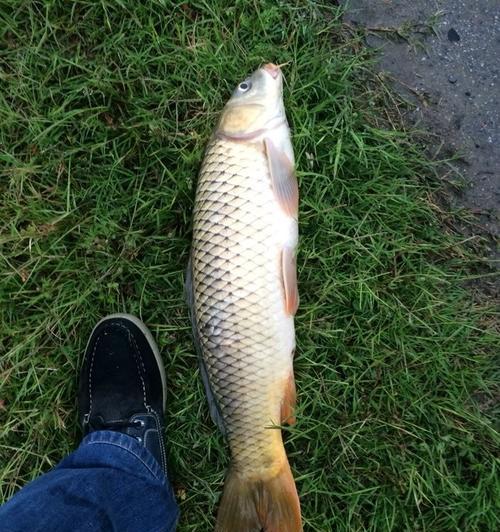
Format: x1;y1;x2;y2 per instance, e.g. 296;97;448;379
191;136;295;474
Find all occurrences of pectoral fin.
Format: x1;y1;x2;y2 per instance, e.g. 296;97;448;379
281;246;299;316
265;137;298;218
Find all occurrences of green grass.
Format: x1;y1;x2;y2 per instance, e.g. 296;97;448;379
0;1;498;530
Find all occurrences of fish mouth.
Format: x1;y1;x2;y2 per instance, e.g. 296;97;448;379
262;63;281;79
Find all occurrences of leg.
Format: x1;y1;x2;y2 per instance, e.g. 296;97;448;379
1;314;179;532
0;431;178;532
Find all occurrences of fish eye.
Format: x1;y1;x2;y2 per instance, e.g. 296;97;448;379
238;80;252;92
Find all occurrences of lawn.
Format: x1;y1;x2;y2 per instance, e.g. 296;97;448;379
0;1;498;530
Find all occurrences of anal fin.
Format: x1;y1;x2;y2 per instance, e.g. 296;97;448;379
281;372;297;426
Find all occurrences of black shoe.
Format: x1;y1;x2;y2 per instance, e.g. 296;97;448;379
78;313;168;474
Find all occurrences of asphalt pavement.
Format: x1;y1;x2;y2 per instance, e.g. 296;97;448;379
343;0;499;247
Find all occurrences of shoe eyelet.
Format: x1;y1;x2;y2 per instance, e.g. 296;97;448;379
136;419;145;428
136;436;142;443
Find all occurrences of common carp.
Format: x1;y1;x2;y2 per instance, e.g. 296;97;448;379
187;63;301;531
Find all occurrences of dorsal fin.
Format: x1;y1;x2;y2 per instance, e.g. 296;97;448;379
185;257;227;437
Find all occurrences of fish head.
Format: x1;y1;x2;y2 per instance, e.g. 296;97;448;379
217;63;286;139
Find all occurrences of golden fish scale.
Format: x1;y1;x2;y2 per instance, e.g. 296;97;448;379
192;138;294;477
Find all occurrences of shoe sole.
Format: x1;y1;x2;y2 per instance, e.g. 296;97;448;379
87;313;167;412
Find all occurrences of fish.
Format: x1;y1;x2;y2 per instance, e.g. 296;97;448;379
187;62;301;532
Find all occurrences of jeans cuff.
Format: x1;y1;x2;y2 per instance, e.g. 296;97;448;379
81;430;167;484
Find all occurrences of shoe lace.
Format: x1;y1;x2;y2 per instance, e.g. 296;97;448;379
90;418;143;431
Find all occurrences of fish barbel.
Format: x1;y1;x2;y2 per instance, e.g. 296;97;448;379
187;63;301;531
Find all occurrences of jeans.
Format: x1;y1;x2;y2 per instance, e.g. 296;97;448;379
0;431;179;532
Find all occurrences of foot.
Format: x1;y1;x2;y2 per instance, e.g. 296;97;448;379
78;313;168;473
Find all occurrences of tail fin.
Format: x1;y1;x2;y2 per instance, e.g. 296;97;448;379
216;459;302;532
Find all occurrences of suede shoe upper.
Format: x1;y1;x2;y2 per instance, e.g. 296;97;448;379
78;315;167;473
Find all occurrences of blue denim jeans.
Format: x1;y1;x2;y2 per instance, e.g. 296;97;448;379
0;431;179;532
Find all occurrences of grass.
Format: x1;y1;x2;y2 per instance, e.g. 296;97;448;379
0;1;498;530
